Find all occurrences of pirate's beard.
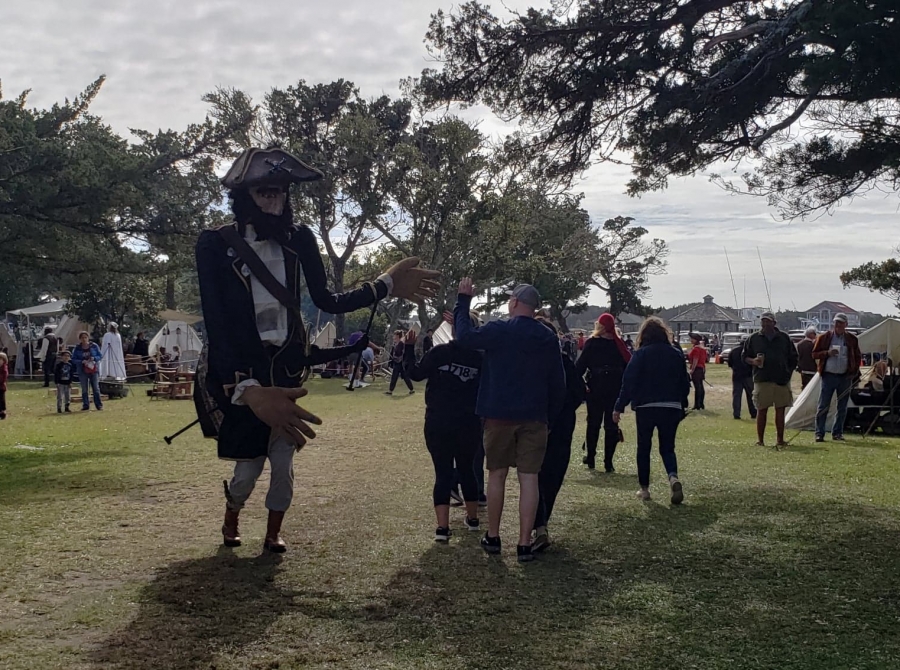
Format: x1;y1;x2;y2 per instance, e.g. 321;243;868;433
230;189;295;242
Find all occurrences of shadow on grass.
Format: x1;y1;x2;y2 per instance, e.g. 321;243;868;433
0;449;135;506
89;488;900;669
91;549;292;670
355;488;900;668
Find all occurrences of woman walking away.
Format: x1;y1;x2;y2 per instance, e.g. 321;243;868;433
385;330;414;395
688;333;707;410
533;318;586;552
614;318;690;504
576;313;631;471
410;312;483;542
72;331;104;411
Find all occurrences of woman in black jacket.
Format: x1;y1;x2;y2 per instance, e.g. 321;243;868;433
410;313;483;542
575;313;632;471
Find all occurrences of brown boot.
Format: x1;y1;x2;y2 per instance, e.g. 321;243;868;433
222;508;241;547
264;510;287;553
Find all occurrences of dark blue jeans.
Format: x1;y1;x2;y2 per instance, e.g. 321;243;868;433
78;370;103;409
816;372;853;438
635;407;681;488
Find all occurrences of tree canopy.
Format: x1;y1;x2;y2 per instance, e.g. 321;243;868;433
417;0;900;218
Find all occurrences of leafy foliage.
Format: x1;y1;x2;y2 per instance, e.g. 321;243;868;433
842;257;900;310
418;0;900;218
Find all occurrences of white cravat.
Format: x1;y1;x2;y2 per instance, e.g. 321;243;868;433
244;225;289;348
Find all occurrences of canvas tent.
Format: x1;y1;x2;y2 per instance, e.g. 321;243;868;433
148;321;202;368
313;322;337;349
54;315;93;347
6;300;68;319
857;318;900;363
431;321;453;346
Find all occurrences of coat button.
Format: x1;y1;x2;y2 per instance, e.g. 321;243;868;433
227;248;235;257
241;265;251;277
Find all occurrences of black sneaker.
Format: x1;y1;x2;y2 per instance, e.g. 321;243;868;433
434;527;451;543
65;406;71;413
57;408;62;414
408;389;415;395
833;435;846;441
481;533;501;555
815;435;825;443
517;544;534;563
81;407;90;411
582;456;595;470
464;516;480;532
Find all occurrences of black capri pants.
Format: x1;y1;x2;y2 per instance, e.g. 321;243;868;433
424;414;481;506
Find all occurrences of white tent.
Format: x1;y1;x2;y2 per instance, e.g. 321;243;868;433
431;321;453;346
54;315;93;347
313;322;337;348
149;321;202;359
6;300;68;319
785;374;837;432
857;318;900;363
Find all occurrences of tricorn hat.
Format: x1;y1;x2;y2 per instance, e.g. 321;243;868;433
222;147;324;190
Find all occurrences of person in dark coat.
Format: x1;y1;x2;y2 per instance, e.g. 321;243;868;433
197;147;440;553
575;313;631;471
533;317;585;552
410;312;483;542
385;330;415;395
614;317;691;504
727;335;757;420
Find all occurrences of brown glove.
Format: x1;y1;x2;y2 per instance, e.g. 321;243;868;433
386;257;441;303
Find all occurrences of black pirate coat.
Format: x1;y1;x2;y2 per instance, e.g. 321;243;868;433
196;223;386;460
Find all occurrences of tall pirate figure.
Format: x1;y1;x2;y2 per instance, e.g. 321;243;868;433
197;147;439;552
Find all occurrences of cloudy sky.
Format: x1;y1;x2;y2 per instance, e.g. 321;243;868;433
2;0;897;314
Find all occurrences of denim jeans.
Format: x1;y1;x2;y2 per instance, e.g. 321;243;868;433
635;407;681;487
816;372;853;438
78;370;103;409
732;377;756;419
57;384;71;410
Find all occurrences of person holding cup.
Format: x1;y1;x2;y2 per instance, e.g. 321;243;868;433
744;312;798;447
811;313;861;442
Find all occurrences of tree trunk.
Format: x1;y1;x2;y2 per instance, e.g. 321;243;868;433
331;259;346;339
165;273;177;310
551;305;570;333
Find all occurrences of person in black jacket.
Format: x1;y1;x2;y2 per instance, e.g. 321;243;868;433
727;335;757;420
197;147;440;553
575;313;632;471
614;317;691;504
410;312;483;542
533;318;585;552
385;330;415;395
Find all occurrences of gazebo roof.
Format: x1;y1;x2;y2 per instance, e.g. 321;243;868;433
671;296;740;324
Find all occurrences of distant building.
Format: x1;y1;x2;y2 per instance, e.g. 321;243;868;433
669;296;741;335
804;301;861;328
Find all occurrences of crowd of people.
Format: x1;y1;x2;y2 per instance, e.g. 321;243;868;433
403;280;691;562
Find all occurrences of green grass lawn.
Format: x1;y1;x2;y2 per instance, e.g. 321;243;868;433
2;365;900;669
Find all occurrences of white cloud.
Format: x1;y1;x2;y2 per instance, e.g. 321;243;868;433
2;0;897;314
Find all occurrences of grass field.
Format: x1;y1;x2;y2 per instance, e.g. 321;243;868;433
2;365;900;669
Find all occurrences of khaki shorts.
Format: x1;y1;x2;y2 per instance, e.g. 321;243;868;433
483;420;548;474
753;381;793;409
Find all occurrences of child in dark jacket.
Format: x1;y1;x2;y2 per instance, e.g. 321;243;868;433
54;350;75;413
533;318;586;552
614;317;690;505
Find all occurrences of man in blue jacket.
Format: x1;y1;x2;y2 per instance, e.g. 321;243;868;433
455;278;566;563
